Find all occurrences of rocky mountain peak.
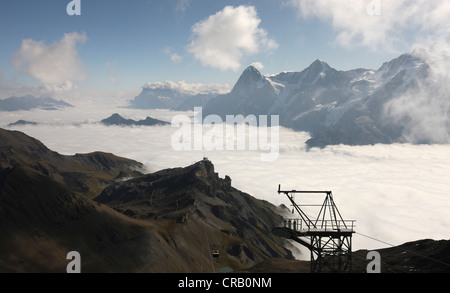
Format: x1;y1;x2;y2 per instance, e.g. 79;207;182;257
188;158;216;179
377;53;426;79
100;113;169;126
232;65;265;91
243;65;263;75
309;58;331;72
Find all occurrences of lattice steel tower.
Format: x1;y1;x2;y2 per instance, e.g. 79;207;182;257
273;185;355;273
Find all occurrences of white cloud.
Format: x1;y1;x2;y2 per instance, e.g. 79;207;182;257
12;32;87;90
288;0;450;51
250;62;265;71
0;71;15;98
383;44;450;143
106;61;121;84
0;73;76;99
164;47;183;64
187;5;278;71
170;53;183;64
176;0;191;12
40;81;75;94
5;106;450;254
142;80;232;96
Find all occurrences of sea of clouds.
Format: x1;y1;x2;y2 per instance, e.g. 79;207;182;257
1;103;449;256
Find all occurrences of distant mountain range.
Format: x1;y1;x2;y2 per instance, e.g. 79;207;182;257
126;81;229;111
0;95;73;111
128;89;214;111
128;53;447;147
100;113;169;126
204;53;433;147
7;120;38;127
5;113;170;128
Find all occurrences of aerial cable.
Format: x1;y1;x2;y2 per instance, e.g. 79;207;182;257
356;231;450;269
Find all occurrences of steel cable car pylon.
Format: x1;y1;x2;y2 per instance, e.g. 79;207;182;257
272;185;356;273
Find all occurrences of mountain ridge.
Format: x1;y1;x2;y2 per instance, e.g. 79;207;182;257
202;53;434;147
0;128;294;272
124;52;444;147
0;127;145;198
94;158;295;269
0;95;73;112
100;113;169;126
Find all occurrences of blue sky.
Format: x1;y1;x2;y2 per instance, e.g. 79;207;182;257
1;0;449;97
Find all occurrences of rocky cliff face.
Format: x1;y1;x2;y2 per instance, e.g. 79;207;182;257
0;128;154;272
95;159;294;271
0;128;294;272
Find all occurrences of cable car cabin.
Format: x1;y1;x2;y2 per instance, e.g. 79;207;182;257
212;250;219;258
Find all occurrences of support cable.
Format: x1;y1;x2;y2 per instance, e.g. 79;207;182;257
356;232;450;269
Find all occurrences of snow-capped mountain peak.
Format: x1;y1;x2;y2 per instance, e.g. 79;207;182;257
310;58;331;72
232;65;266;90
377;53;426;80
203;52;437;147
